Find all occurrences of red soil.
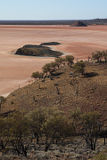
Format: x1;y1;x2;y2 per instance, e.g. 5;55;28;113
0;25;107;96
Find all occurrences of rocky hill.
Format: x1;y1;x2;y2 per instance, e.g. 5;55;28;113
15;44;63;57
2;63;107;122
72;21;87;27
0;61;107;160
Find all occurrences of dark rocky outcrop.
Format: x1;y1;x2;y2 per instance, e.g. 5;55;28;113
15;44;63;57
72;21;87;27
41;42;61;46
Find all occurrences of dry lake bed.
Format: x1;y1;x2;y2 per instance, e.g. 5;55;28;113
0;25;107;96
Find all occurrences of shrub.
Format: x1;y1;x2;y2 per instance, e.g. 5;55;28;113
42;62;58;76
0;107;105;156
0;96;5;112
92;51;103;63
10;113;30;157
32;72;43;79
94;152;107;160
92;50;107;63
42;108;74;151
55;57;66;67
103;50;107;63
28;108;47;145
65;55;74;67
0;117;12;151
73;61;85;75
81;111;102;150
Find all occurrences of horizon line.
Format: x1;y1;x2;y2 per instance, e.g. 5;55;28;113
0;18;107;21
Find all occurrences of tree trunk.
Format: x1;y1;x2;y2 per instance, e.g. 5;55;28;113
104;136;106;145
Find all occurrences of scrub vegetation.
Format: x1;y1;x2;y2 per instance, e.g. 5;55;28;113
0;52;107;159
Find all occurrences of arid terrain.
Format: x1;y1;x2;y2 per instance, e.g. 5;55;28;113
0;25;107;96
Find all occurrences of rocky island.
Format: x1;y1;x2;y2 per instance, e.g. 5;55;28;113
15;44;63;57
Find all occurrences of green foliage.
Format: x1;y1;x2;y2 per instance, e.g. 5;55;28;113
32;72;43;79
0;108;105;155
65;55;74;67
92;50;107;63
42;55;74;77
42;62;58;76
94;152;107;160
0;117;12;151
0;96;5;103
42;108;74;151
81;111;101;150
10;112;30;157
0;96;5;112
0;59;107;157
103;50;107;63
73;61;85;75
27;107;75;151
69;109;104;150
28;108;47;144
0;113;30;156
42;63;51;75
55;57;66;67
70;108;82;135
92;51;103;63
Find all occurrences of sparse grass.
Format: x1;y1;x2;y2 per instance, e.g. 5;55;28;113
1;63;107;125
0;63;107;159
92;150;107;160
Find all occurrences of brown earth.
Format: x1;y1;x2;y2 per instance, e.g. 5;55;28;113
2;64;107;121
0;25;107;96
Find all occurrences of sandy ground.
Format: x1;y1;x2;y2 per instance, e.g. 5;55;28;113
0;25;107;96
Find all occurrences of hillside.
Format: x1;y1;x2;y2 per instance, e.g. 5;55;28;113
2;63;107;122
0;62;107;160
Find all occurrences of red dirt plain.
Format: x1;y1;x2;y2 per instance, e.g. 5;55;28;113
0;25;107;96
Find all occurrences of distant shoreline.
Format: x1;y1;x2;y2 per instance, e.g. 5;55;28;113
0;19;107;25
